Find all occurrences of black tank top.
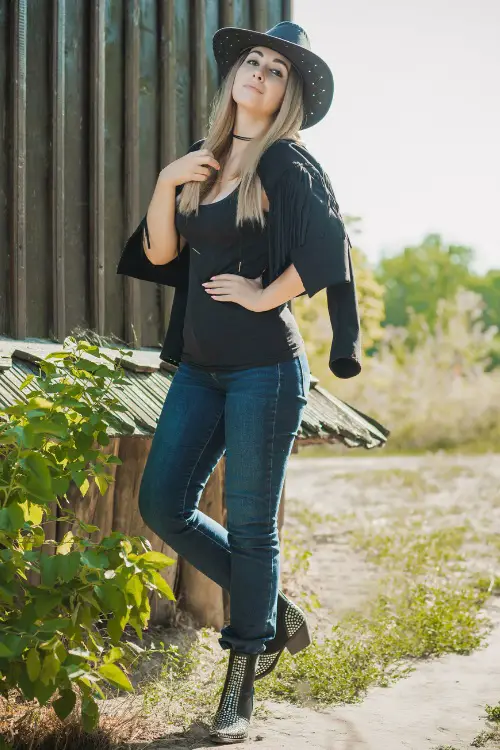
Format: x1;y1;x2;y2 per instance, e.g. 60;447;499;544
174;185;305;370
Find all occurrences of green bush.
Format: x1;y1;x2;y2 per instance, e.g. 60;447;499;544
323;288;500;452
0;337;174;732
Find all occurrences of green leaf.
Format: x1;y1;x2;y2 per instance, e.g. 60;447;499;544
81;549;109;569
64;664;89;681
52;475;70;495
19;373;35;390
20;452;52;490
30;419;68;438
21;500;44;525
0;583;15;604
98;663;133;692
125;575;143;607
2;633;26;657
40;551;80;586
94;474;108;494
39;618;72;634
81;695;99;732
34;592;62;619
33;678;57;706
94;582;127;614
58;551;81;582
67;647;93;660
78;521;100;533
107;614;127;643
57;530;74;555
52;688;77;720
0;502;25;532
40;554;59;588
149;570;176;601
103;455;122;465
26;648;41;682
0;642;14;658
40;651;61;685
137;551;175;569
103;647;124;664
27;396;54;411
74;430;94;454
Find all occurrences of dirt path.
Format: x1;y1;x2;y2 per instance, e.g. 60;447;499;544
133;453;500;750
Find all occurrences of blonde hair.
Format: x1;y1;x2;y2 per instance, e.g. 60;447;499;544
177;49;306;228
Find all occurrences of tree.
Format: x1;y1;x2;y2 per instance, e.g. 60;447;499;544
375;233;474;329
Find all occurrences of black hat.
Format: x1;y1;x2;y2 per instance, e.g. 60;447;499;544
212;21;334;130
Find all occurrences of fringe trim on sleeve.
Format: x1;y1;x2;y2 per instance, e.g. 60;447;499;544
266;161;312;282
266;160;352;283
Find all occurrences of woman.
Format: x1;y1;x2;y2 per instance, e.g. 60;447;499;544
117;20;360;744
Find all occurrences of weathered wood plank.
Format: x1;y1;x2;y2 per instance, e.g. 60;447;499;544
105;0;127;345
267;0;282;28
123;0;141;348
89;0;106;335
158;0;177;333
0;2;10;334
192;0;207;141
11;0;27;339
205;0;220;106
52;0;66;340
282;0;292;22
175;0;191;154
252;0;268;31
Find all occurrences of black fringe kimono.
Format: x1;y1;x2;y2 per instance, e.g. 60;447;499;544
116;137;362;379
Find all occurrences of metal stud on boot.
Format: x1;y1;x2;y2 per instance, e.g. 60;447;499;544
255;590;312;681
209;648;258;744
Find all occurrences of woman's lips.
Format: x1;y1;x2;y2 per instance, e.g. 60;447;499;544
244;83;263;94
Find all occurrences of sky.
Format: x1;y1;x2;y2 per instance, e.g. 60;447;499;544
293;0;500;275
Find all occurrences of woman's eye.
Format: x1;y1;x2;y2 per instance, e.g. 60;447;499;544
246;59;283;77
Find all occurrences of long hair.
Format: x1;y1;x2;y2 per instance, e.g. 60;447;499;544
177;49;305;229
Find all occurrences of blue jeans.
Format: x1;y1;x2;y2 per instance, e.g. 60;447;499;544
138;352;311;655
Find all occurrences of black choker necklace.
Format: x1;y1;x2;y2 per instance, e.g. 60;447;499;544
232;133;254;141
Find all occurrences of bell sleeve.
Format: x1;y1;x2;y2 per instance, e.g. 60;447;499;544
116;207;190;288
266;157;362;378
116;139;204;288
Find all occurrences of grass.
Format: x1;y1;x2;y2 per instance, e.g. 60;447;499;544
296;442;500;459
254;470;498;709
467;703;500;748
254;579;491;707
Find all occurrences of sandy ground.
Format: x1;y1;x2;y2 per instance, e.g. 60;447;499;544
127;452;500;750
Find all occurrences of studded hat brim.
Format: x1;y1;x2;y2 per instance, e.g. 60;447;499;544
212;26;334;130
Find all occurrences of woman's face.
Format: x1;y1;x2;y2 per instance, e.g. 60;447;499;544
232;45;291;120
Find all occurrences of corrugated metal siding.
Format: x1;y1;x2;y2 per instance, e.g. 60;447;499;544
0;340;390;448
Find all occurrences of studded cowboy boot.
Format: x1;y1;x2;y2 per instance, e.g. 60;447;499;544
208;648;259;744
255;589;312;680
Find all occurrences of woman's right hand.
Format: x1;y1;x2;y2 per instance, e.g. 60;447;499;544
159;148;220;188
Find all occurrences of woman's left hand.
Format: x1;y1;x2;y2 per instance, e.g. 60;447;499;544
202;273;267;312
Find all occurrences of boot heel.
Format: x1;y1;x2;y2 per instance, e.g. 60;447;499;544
286;621;312;655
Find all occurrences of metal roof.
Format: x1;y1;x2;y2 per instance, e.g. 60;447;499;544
0;339;389;449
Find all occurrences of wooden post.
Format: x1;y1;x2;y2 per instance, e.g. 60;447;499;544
175;456;227;630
